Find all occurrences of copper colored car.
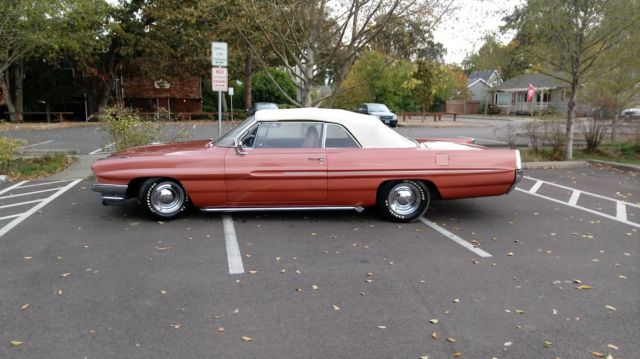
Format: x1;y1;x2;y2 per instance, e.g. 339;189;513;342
92;108;523;222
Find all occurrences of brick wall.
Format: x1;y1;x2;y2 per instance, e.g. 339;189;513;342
123;76;201;99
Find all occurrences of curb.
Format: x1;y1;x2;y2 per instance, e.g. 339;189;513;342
523;161;590;169
587;160;640;172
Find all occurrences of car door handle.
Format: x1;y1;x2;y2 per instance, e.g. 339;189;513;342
308;157;325;162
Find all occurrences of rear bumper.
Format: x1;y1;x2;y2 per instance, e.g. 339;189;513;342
92;183;128;206
506;150;524;194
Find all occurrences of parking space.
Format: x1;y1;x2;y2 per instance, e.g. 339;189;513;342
0;166;638;358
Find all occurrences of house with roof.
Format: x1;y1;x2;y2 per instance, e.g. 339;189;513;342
493;73;569;115
467;70;502;102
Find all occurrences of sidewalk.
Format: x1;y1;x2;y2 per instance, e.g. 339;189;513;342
46;154;105;181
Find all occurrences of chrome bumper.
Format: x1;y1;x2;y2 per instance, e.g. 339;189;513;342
92;183;128;206
506;150;524;194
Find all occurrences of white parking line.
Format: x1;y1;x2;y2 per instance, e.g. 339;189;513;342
0;213;22;221
17;179;76;189
518;176;640;228
20;140;53;149
0;181;28;195
0;199;45;210
0;179;82;238
89;142;115;155
0;187;60;200
419;217;493;258
222;214;244;275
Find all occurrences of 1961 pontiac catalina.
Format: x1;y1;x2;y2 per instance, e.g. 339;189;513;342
92;108;523;222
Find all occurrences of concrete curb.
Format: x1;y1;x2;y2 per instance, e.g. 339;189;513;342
587;160;640;172
523;161;590;169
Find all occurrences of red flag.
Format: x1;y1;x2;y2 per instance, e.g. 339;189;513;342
527;83;536;102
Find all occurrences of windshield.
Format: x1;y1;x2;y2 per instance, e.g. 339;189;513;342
368;104;390;112
215;117;256;147
256;103;278;110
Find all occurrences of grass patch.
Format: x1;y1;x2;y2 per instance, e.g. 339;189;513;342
5;155;75;180
521;143;640;164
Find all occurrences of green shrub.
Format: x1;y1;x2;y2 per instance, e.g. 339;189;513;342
96;106;162;151
0;137;27;174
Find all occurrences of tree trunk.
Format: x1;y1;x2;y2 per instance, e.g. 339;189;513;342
301;49;314;107
0;72;18;123
244;53;252;110
14;60;24;123
564;81;578;160
610;111;618;142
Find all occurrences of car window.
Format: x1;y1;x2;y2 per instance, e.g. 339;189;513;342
254;122;323;149
324;123;360;148
368;104;390;112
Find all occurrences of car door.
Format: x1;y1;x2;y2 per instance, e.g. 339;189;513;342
224;121;327;204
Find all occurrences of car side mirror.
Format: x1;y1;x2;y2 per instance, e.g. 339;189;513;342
235;142;248;156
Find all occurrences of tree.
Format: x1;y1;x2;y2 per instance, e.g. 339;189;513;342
237;0;450;107
0;0;111;122
332;51;414;111
504;0;640;159
432;64;469;107
411;60;435;113
252;68;297;104
462;33;529;79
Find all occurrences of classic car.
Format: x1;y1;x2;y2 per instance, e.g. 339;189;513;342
92;108;523;222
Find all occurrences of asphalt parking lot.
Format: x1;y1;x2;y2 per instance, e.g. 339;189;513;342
0;165;638;358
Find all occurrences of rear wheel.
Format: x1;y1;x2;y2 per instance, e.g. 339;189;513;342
138;178;188;220
377;180;429;222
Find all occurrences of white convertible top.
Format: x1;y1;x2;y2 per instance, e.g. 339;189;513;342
254;108;416;148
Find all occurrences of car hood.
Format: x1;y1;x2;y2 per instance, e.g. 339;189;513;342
110;140;211;158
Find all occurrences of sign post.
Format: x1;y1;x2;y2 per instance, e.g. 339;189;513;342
211;42;228;138
228;87;234;121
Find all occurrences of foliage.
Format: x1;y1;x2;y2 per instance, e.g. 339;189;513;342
582;119;609;153
332;52;415;111
0;137;27;174
97;106;162;151
432;64;469;107
7;154;73;180
462;34;529;79
252;68;297;104
411;60;435;112
504;0;639;159
369;14;444;62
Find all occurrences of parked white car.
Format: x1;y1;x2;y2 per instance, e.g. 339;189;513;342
621;108;640;117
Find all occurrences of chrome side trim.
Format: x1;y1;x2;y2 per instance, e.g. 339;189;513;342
201;206;365;213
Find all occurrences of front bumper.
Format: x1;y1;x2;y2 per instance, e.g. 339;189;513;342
92;183;128;206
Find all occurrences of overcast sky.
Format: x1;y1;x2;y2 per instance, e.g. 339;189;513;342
433;0;524;65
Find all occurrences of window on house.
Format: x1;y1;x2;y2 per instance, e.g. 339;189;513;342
496;93;510;106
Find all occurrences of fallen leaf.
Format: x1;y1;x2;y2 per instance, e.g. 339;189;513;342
56;289;63;296
544;340;552;347
332;304;341;311
591;352;605;357
280;269;286;273
241;336;253;342
453;352;462;357
515;309;525;314
618;274;627;279
573;279;582;284
607;344;618;350
20;304;29;311
447;337;456;343
429;319;439;324
155;246;170;251
169;324;181;329
432;332;438;340
24;256;32;260
295;288;303;292
365;279;373;283
367;272;373;277
453;298;460;303
248;270;257;274
576;285;593;290
312;285;319;290
10;340;23;347
217;327;224;333
507;252;514;256
377;325;386;329
60;273;72;277
233;309;239;314
420;356;429;359
605;305;616;311
504;341;513;346
553;309;558;315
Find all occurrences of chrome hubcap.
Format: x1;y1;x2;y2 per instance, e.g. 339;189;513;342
150;183;184;214
388;183;421;216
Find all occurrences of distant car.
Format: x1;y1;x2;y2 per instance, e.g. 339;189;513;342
621;108;640;117
91;108;522;223
356;103;398;127
247;102;278;116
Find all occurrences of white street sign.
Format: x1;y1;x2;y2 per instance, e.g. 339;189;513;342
228;87;234;96
212;67;228;92
211;42;228;67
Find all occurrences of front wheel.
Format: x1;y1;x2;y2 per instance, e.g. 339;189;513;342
377;180;430;222
138;178;188;220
